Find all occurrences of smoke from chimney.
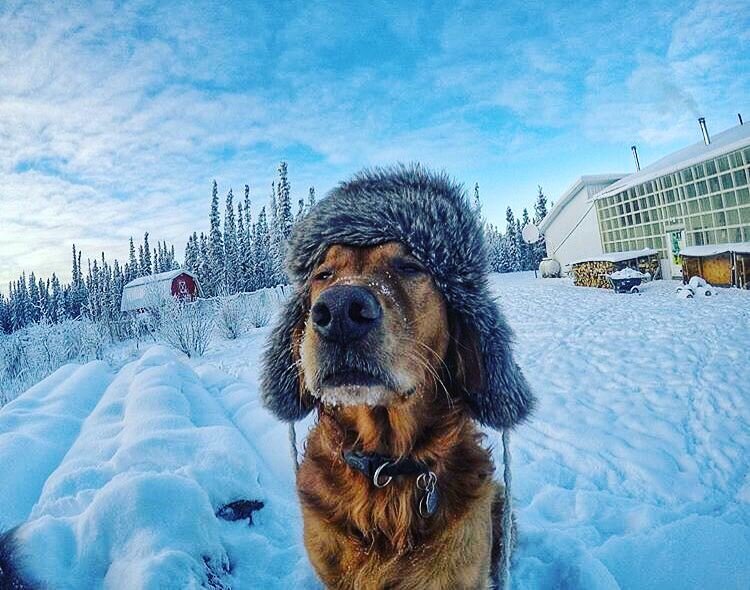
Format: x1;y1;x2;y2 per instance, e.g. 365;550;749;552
740;113;744;126
631;145;641;172
698;117;711;145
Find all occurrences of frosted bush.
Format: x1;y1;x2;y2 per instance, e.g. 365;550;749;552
158;298;213;358
217;295;246;340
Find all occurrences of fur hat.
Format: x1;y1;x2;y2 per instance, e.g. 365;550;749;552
261;164;535;430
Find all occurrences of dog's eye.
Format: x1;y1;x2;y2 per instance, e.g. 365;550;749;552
394;259;426;276
313;269;334;281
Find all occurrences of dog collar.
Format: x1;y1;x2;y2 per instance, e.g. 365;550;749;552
343;450;439;516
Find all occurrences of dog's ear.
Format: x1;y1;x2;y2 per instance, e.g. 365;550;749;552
449;300;535;430
261;290;315;422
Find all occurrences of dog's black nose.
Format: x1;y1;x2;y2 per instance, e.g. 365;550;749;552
311;285;382;343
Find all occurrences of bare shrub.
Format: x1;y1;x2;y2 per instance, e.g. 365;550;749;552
216;295;246;340
158;298;213;358
245;293;272;328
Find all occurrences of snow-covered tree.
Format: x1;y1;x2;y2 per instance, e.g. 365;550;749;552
127;237;138;281
254;206;272;289
143;232;152;276
224;188;239;294
503;207;520;272
208;180;225;296
532;186;549;268
184;233;199;272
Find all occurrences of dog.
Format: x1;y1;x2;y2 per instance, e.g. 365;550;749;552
261;165;535;589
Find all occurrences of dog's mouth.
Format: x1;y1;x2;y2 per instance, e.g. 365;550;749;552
321;369;385;388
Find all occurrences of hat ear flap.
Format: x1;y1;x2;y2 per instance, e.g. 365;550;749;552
450;302;535;430
261;290;315;422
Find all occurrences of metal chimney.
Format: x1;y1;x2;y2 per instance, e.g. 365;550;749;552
739;113;744;126
631;145;641;171
698;117;711;145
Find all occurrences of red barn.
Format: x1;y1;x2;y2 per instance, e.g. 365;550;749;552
120;269;201;313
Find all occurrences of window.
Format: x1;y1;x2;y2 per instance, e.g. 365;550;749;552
725;191;738;206
714;211;726;226
734;169;748;186
688;200;700;214
730;227;743;242
693;164;705;179
717;156;730;172
730;152;743;168
726;209;740;225
740;207;750;224
686;184;697;198
705;160;717;175
710;194;723;209
716;228;728;243
697;180;708;195
721;173;734;190
699;197;711;212
743;148;750;164
694;231;704;245
738;188;750;205
682;169;694;183
709;177;721;192
702;213;713;228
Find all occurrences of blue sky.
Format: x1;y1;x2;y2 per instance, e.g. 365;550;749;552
1;0;748;287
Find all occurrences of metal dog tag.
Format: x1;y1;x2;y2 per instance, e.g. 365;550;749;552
417;471;439;517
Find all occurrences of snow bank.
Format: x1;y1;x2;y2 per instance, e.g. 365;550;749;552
0;362;113;529
5;347;312;589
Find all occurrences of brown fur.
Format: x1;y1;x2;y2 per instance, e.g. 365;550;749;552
292;243;509;590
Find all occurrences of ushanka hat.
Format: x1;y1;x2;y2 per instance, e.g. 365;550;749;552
261;164;535;430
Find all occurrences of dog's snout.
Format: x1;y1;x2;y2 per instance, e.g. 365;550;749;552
311;285;382;343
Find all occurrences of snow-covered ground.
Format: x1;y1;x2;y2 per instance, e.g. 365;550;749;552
1;272;749;589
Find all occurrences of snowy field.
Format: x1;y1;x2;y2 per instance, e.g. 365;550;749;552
1;272;749;589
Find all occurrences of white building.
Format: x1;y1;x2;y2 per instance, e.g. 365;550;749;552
538;174;626;270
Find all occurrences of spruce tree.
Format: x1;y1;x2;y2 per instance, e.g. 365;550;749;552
143;232;152;275
533;186;549;267
128;237;138;280
504;207;520;272
224;188;239;294
198;232;210;291
254;206;272;289
208;180;225;296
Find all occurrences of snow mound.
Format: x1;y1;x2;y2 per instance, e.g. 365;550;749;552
4;346;313;589
608;267;645;280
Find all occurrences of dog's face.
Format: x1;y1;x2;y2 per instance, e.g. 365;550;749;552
299;241;450;407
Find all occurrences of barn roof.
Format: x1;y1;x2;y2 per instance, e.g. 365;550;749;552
121;269;199;312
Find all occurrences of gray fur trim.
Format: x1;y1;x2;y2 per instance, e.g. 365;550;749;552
260;164;535;429
260;291;315;421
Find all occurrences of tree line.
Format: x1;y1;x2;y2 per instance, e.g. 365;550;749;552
483;185;548;273
0;164;549;334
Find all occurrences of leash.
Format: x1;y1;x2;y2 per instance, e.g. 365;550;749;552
289;423;299;473
500;428;514;590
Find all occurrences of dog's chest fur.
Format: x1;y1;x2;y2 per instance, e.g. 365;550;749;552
296;405;498;590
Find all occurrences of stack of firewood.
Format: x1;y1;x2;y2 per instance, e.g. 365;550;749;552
633;257;660;278
572;261;615;288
